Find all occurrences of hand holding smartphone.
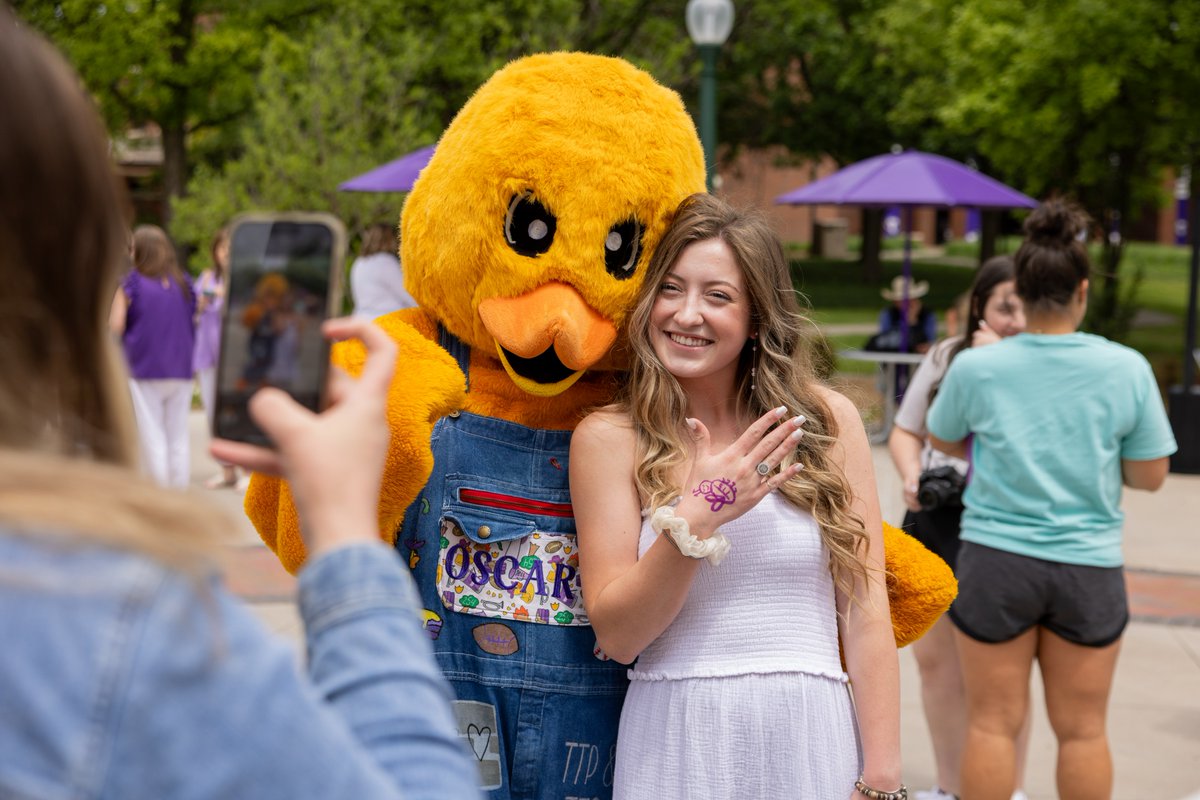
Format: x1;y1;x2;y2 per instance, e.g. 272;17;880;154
211;316;396;555
213;213;346;446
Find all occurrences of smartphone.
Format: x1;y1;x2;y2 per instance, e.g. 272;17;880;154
213;212;346;446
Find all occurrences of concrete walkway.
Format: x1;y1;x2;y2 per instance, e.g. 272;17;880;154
188;407;1200;800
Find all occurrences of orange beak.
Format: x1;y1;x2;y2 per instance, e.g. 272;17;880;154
477;283;618;396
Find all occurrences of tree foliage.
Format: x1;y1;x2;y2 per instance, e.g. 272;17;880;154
717;0;901;166
13;0;328;223
171;15;433;267
172;0;691;264
879;0;1197;338
19;0;1200;335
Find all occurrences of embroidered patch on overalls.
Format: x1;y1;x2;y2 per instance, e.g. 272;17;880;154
421;609;443;640
473;622;520;655
436;518;589;626
453;700;503;791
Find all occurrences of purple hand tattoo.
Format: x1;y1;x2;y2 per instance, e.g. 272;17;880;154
693;478;737;512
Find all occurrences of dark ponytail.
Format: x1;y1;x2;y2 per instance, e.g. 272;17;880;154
1014;199;1090;313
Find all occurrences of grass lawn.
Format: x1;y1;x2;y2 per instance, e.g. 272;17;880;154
792;243;1198;387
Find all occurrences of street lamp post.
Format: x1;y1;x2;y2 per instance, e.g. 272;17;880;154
686;0;734;193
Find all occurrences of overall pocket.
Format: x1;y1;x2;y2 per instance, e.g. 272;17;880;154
436;477;589;627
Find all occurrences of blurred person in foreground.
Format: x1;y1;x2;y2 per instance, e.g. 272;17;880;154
350;222;416;320
888;256;1031;800
927;200;1176;800
0;10;479;799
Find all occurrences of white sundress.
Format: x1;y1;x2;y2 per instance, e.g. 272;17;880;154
613;493;861;800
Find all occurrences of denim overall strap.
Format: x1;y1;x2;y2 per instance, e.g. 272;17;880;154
439;323;471;390
396;327;625;800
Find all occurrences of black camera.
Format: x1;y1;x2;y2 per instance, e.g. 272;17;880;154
917;466;966;511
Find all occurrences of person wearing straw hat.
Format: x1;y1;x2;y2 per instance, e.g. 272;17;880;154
872;275;938;355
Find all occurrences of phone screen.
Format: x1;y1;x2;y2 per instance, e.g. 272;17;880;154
213;215;344;445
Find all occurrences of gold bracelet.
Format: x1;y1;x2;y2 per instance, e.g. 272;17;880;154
854;777;908;800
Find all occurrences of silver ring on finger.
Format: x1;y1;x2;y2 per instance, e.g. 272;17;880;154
756;461;771;476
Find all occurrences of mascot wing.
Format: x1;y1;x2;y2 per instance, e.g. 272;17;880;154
883;521;958;647
244;310;466;574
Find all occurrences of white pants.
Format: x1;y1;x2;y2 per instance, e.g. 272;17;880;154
128;378;192;488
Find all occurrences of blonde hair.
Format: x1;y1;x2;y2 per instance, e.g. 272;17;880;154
617;194;869;594
0;11;227;571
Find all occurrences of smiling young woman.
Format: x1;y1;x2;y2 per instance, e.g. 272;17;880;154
570;193;904;800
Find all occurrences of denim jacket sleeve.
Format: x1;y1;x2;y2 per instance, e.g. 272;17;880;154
103;542;481;800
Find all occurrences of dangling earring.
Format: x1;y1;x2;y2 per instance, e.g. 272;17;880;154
749;337;758;396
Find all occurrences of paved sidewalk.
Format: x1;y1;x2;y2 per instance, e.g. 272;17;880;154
189;409;1200;799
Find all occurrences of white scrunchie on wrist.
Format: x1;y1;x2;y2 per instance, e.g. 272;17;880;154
650;506;731;566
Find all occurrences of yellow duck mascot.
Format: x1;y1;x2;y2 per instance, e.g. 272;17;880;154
246;53;954;800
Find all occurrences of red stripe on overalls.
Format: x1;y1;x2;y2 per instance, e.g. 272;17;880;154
459;488;574;518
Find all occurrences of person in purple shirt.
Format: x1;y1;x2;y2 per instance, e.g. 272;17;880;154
0;14;482;799
110;224;196;487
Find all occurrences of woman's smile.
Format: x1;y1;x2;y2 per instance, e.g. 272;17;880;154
664;331;714;348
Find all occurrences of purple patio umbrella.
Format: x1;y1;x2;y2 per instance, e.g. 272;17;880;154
338;144;436;192
776;150;1037;351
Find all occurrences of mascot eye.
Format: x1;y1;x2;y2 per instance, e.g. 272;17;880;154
604;218;643;280
504;192;557;257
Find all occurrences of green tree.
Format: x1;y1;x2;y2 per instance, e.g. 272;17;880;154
886;0;1190;338
21;0;697;241
717;0;907;166
171;18;430;269
13;0;328;225
170;0;692;267
374;0;691;130
709;0;984;278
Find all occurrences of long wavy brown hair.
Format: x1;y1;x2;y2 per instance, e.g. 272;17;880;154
0;11;227;572
133;223;194;306
616;193;869;593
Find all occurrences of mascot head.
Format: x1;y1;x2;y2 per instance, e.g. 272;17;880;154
401;52;705;396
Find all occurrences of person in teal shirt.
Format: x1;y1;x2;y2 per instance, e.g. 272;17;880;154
927;200;1176;800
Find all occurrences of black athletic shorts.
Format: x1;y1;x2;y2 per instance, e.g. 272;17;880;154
901;505;965;574
949;541;1128;647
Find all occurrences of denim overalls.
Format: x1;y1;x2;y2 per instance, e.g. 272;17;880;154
396;327;627;800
